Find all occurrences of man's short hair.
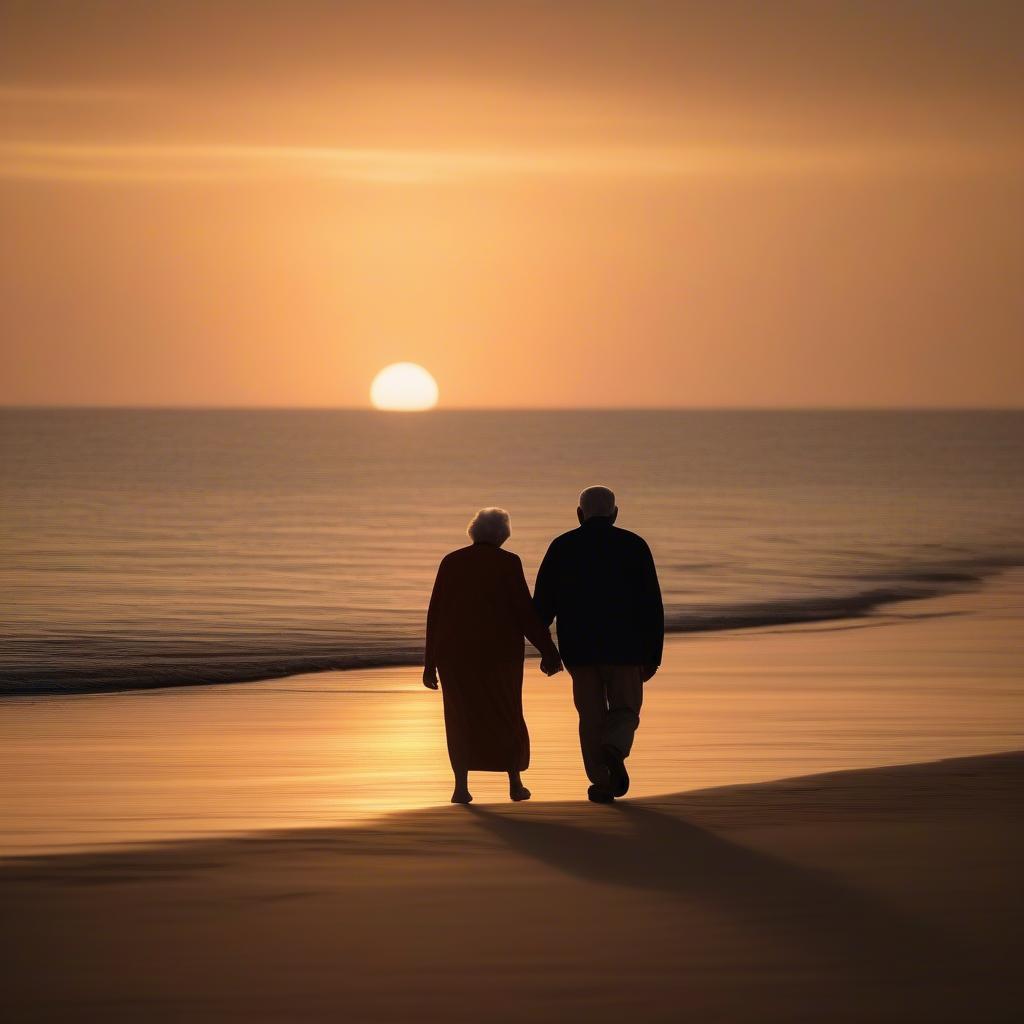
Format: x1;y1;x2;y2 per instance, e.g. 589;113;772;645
467;507;511;546
579;485;616;520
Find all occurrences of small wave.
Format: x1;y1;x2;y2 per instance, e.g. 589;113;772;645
663;585;966;630
0;645;424;697
665;558;1010;634
666;587;952;633
0;557;1013;697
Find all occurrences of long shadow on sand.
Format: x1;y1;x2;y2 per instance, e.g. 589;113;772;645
467;800;973;991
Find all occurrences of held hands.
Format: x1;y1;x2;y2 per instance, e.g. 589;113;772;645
540;653;564;677
422;665;439;689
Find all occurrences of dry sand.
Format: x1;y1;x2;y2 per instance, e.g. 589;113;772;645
2;751;1022;1022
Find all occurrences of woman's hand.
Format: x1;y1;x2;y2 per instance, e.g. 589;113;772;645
422;666;439;689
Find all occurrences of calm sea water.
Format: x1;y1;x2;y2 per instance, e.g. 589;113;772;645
2;409;1022;694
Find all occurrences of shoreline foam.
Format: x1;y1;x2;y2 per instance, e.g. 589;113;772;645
2;555;1014;696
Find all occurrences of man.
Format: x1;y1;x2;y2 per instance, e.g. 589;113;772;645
533;486;664;803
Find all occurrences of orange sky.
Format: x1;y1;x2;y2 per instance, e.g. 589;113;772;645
1;0;1022;408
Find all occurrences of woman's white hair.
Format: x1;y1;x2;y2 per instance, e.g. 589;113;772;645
467;507;511;546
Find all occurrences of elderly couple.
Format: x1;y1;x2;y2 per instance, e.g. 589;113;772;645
424;485;664;805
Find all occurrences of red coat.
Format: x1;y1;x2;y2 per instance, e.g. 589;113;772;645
425;543;558;670
425;543;558;772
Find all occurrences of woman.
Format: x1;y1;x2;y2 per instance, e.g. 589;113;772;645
423;508;563;804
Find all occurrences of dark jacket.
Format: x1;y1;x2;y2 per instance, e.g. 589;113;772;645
533;517;664;669
425;543;559;670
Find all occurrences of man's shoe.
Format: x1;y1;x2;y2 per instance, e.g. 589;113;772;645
587;784;615;804
602;745;629;797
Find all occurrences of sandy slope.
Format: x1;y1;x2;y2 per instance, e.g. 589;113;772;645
2;750;1022;1023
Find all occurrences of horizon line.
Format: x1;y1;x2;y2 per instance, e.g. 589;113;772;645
2;404;1023;414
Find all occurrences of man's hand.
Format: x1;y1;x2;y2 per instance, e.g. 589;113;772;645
641;664;658;682
540;653;564;677
422;666;439;689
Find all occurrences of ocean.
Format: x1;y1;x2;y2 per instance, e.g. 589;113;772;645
2;409;1022;695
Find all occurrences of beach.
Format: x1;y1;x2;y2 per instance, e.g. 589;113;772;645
2;757;1021;1022
4;3;1023;1017
3;573;1022;1020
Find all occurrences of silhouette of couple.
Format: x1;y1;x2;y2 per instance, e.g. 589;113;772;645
424;486;664;804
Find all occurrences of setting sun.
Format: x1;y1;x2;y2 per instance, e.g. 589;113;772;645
369;363;439;411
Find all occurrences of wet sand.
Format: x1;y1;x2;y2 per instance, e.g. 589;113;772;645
2;572;1023;854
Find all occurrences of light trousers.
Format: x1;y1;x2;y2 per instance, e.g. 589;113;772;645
569;664;644;786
